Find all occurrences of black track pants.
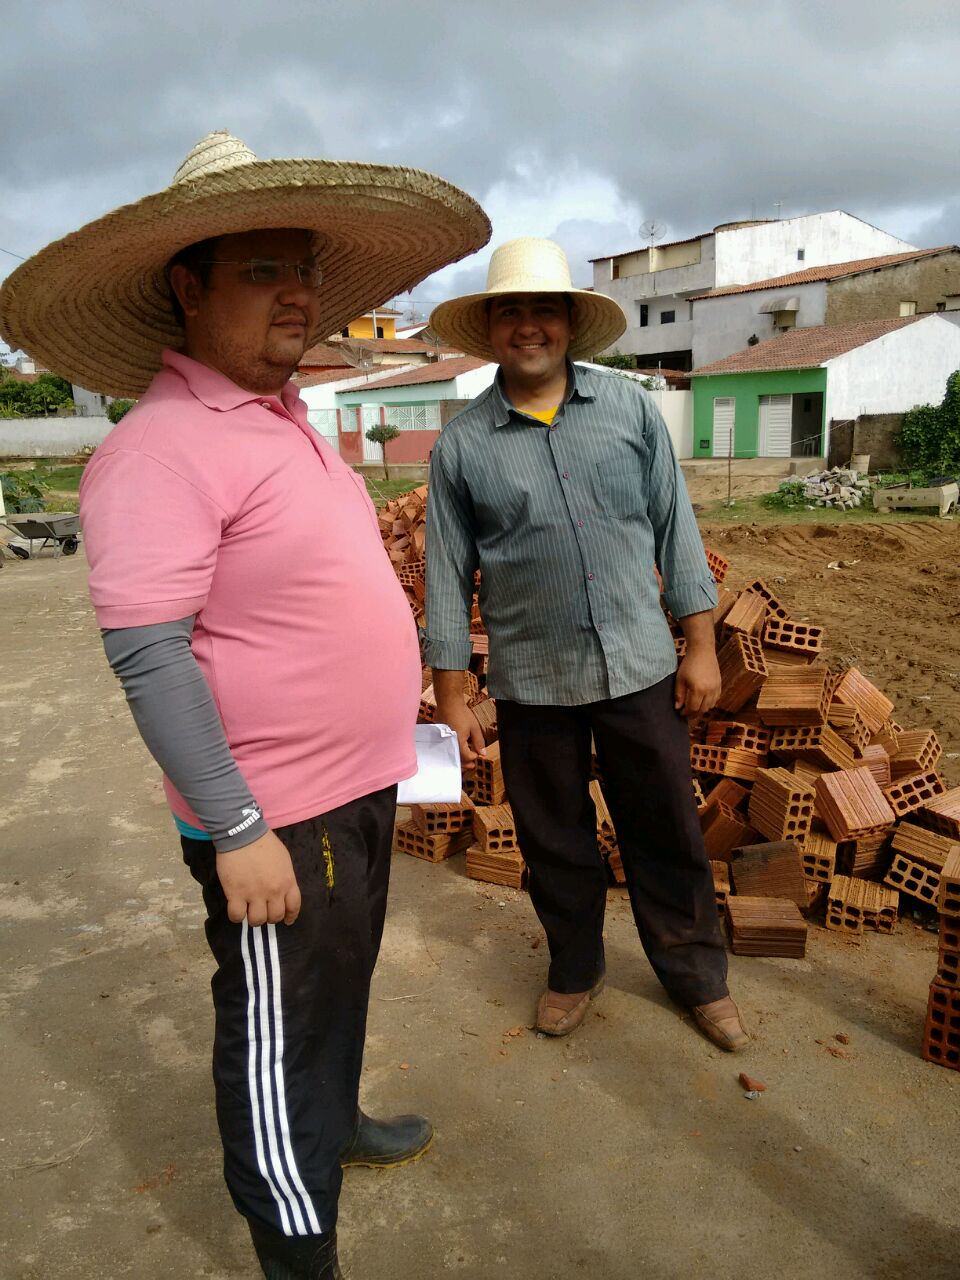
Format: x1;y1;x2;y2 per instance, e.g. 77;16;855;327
181;784;396;1236
497;676;728;1005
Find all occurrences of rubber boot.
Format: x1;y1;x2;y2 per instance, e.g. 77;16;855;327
247;1217;343;1279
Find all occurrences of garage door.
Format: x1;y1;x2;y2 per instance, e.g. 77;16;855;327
712;397;735;458
758;395;793;457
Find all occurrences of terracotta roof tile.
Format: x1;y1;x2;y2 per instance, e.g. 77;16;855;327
691;318;923;375
691;247;957;300
341;355;490;391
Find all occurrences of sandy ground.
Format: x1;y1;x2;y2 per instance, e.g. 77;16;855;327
1;530;959;1280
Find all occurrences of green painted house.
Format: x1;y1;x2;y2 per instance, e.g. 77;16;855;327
690;315;960;460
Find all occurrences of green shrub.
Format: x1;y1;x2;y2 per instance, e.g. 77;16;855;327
1;471;50;513
107;398;136;424
761;479;808;510
897;370;960;477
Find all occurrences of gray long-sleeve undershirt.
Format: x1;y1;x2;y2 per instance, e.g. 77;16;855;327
102;617;270;851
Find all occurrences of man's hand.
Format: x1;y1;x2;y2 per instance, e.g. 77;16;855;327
675;608;721;717
433;669;486;770
216;830;301;928
674;648;722;717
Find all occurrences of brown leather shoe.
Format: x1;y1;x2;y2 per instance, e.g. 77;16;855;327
536;977;605;1037
692;995;750;1052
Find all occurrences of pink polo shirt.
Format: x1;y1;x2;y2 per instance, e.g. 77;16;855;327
80;350;420;829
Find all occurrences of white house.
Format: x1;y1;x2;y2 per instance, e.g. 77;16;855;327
590;212;916;370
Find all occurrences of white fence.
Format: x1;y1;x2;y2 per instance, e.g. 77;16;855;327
306;408;340;454
0;415;113;457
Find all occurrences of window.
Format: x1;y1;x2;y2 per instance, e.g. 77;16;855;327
899;301;917;317
376;325;385;338
660;310;675;324
797;248;805;261
639;303;649;327
340;328;350;337
944;296;960;311
612;261;620;280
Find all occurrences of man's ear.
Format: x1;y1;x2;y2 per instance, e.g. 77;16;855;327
169;263;203;320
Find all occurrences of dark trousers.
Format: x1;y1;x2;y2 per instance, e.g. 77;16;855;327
497;676;727;1006
181;785;396;1237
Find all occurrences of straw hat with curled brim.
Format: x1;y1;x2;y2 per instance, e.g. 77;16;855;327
0;131;491;397
429;237;626;362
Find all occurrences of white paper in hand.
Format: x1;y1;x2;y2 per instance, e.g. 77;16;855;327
396;723;463;804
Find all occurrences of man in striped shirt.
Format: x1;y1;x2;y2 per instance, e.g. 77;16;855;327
424;239;748;1052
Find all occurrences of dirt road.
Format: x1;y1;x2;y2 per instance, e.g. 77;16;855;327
1;528;958;1280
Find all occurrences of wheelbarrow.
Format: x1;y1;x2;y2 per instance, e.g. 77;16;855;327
1;512;81;558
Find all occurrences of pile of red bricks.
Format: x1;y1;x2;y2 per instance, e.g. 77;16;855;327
922;846;960;1071
381;500;958;1068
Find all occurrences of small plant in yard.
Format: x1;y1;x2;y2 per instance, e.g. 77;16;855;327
761;479;809;510
365;423;402;481
1;471;50;513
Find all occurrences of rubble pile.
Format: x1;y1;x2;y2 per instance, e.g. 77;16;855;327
781;467;871;510
380;490;960;1070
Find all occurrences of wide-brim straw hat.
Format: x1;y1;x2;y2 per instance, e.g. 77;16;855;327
429;237;626;361
0;131;491;397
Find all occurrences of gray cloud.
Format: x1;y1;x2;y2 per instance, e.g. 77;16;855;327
3;0;959;317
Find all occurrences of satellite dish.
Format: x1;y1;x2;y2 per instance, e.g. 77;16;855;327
639;219;666;245
338;339;385;373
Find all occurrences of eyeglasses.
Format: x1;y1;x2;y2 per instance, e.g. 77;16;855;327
198;258;324;289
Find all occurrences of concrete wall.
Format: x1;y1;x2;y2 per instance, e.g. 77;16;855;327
692;281;827;368
0;416;113;458
646;389;693;458
824;315;960;423
714;212;913;286
692;369;827;457
825;252;960;325
827;413;905;469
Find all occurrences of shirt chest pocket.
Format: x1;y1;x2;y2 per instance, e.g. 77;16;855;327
594;462;647;520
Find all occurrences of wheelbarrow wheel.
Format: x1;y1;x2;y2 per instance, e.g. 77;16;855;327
61;537;79;556
9;544;30;560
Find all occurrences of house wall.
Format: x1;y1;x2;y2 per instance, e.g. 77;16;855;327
714;212;913;286
692;369;827;457
346;315;398;339
692;282;828;367
646;389;693;458
338;379;458;406
824;315;960;423
825;253;960;324
593;238;715;359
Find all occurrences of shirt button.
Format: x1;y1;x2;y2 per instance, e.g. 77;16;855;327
597;623;604;632
587;572;595;580
562;471;570;479
577;520;584;528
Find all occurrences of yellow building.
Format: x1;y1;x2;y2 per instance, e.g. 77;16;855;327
336;307;402;340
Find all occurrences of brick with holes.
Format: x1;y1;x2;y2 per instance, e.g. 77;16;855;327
883;852;940;906
757;666;831;727
747;768;816;843
814;767;896;842
921;980;960;1071
410;792;475;837
881;770;946;819
715;632;768;713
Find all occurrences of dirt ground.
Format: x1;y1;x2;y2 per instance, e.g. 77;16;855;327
1;517;959;1280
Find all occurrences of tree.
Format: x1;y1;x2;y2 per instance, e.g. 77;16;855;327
107;398;136;424
0;373;74;417
365;423;401;480
593;350;635;370
897;369;960;476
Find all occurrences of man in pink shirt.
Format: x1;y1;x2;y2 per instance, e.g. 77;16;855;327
0;132;490;1279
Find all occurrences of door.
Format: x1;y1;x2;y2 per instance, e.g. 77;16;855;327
361;406;383;461
758;394;793;457
712;397;735;458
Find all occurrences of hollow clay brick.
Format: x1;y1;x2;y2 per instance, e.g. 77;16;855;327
921;980;960;1071
883;853;940;905
814;768;896;841
881;770;946;818
757;667;831;727
748;769;816;844
831;668;894;735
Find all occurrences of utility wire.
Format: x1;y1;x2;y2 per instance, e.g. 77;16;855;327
0;246;26;260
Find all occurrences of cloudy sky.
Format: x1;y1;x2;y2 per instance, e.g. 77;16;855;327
3;0;960;332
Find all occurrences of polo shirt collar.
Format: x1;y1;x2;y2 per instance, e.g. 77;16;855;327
161;349;302;416
491;358;596;428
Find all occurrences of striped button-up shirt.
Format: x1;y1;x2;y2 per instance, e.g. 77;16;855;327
423;361;717;706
